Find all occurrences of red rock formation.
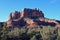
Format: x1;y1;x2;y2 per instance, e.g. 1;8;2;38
21;8;44;18
39;11;44;17
24;18;34;25
13;11;20;19
8;12;12;21
7;8;60;28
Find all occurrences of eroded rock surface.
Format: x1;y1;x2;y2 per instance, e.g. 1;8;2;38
7;8;60;28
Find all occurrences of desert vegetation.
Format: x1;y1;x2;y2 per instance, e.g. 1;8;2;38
0;22;60;40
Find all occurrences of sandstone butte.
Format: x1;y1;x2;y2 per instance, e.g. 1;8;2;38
7;8;60;28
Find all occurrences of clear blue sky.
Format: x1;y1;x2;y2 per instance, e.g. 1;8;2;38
0;0;60;22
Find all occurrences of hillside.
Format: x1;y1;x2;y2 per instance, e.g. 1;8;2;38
0;8;60;40
7;8;60;28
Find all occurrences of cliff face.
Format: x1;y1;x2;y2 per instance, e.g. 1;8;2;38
7;8;60;28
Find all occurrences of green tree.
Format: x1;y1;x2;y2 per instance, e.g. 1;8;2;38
7;27;20;38
1;22;8;40
57;27;60;40
30;35;36;40
40;26;57;40
0;23;3;40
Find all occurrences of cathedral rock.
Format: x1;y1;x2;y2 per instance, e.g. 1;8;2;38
7;8;60;28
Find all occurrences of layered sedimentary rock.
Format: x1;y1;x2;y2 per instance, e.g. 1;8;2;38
7;8;60;28
7;8;44;27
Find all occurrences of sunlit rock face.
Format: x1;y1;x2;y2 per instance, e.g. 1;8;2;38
7;8;60;28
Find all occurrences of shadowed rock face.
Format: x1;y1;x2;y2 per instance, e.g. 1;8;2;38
13;11;20;19
56;20;60;24
22;8;44;18
12;19;26;27
34;20;56;26
7;8;60;28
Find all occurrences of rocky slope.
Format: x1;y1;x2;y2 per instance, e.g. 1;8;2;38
7;8;60;28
